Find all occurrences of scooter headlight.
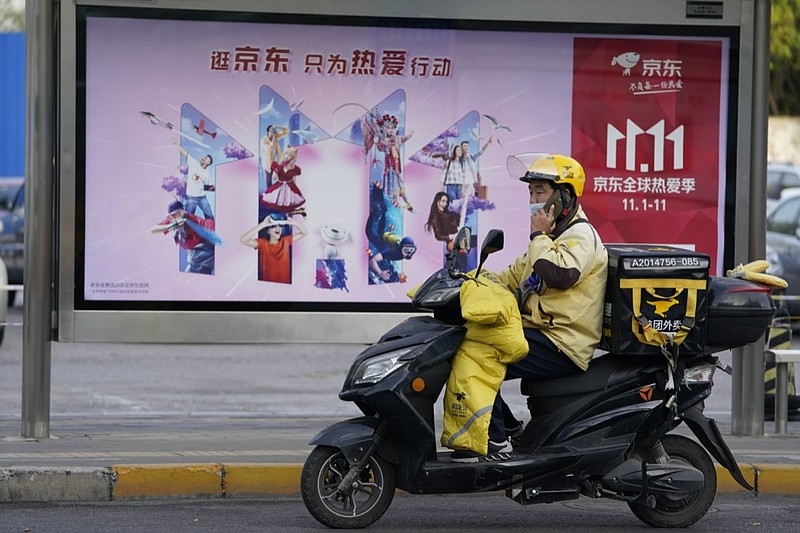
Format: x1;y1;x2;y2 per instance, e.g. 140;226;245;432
351;347;415;386
419;286;459;306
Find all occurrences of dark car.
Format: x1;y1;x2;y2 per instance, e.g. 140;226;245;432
0;181;24;305
0;177;23;209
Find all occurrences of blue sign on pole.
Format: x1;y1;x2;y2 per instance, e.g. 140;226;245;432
0;32;25;178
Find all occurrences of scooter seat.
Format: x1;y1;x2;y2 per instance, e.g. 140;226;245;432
520;353;665;398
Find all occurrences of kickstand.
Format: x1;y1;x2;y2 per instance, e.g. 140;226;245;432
633;460;657;508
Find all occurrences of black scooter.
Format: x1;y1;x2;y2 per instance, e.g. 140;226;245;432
301;227;768;529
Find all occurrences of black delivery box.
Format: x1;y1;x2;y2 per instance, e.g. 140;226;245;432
601;244;710;356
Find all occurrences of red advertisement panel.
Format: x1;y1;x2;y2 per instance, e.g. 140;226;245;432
572;38;724;273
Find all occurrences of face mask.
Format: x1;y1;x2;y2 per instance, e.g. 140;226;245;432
530;202;546;215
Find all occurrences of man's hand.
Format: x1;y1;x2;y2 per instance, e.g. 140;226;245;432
523;272;546;295
530;204;556;234
167;217;186;230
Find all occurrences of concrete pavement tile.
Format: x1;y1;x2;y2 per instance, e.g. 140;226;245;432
0;467;113;502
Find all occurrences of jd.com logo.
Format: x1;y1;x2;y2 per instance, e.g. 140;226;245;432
611;51;683;78
611;51;684;96
611;52;641;76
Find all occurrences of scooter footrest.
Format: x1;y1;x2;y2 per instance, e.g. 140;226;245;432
507;486;580;505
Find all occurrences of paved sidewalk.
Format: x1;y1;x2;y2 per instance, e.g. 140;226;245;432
0;414;798;502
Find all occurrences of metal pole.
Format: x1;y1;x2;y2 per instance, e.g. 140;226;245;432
731;348;744;434
775;362;788;435
738;0;771;437
21;1;55;439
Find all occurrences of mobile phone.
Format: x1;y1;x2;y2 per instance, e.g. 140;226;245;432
542;190;563;217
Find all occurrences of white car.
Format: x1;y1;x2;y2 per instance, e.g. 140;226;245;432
767;163;800;215
768;186;800;216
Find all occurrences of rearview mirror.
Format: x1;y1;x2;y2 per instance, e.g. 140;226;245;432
479;229;504;265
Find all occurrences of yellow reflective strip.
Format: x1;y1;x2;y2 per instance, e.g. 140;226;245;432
685;288;697;319
631;285;642;317
619;278;707;290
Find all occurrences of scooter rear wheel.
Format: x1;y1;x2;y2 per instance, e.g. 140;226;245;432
301;445;396;529
627;434;717;528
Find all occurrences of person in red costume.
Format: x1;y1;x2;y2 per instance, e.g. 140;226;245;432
150;200;217;275
260;145;307;216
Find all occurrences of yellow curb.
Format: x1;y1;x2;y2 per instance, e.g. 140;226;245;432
106;463;799;500
716;464;800;494
112;464;223;500
224;463;302;496
716;464;755;493
755;464;800;494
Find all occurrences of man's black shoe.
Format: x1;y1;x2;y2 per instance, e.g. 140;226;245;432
450;440;513;463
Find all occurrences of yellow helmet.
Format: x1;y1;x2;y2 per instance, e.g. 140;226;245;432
506;152;586;197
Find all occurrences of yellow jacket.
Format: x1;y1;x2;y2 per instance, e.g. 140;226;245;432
441;271;528;455
495;206;608;371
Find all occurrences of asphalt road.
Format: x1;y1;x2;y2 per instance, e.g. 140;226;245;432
0;492;797;532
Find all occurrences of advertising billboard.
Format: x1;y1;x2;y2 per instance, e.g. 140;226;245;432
59;1;745;342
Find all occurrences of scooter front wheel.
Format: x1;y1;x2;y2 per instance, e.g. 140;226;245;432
301;445;396;529
628;434;717;528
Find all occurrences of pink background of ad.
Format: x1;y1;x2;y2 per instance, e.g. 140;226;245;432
83;17;574;303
